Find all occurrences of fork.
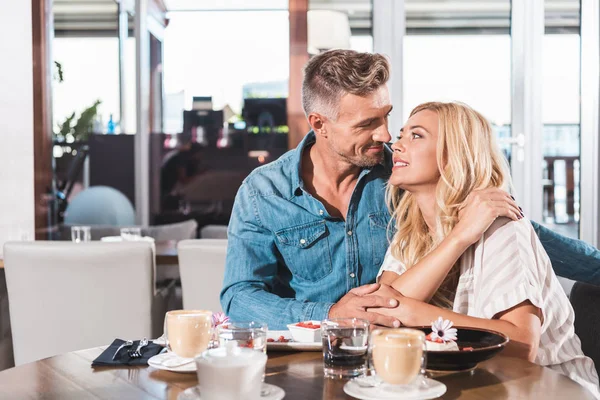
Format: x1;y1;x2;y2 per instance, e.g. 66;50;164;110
129;338;149;358
112;340;133;360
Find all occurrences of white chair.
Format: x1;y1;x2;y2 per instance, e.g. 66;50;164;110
60;219;198;242
200;225;228;239
3;241;167;366
144;219;198;241
178;239;228;312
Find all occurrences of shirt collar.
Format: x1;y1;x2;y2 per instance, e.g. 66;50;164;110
291;131;391;196
291;131;316;195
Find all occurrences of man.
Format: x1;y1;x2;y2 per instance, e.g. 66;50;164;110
221;49;600;329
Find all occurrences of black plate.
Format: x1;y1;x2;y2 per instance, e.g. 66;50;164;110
411;326;509;371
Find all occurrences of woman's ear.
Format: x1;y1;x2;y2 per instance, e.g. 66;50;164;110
308;113;327;137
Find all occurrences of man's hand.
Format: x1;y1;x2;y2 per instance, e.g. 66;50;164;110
454;188;522;247
328;283;401;327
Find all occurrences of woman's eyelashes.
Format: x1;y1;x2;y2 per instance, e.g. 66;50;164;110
396;132;423;141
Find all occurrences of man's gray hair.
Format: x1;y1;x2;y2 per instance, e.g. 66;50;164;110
301;49;390;120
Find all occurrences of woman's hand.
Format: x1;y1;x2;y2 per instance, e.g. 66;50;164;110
453;188;522;247
365;285;413;324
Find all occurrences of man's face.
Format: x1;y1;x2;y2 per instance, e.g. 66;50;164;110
321;86;393;168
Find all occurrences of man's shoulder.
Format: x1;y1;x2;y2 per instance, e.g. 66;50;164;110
243;149;298;198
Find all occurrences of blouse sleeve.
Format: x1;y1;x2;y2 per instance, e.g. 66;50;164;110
473;218;546;321
376;246;408;283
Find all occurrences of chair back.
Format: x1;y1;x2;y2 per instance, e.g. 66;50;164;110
570;281;600;377
200;225;228;239
143;219;198;241
177;239;227;312
4;241;154;366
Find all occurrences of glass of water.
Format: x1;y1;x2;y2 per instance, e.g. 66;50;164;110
217;321;268;353
71;226;91;243
120;227;142;241
321;318;369;379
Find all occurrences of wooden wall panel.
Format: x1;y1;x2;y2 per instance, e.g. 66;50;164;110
32;0;55;239
288;0;310;149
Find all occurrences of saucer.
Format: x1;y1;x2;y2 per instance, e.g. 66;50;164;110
177;384;285;400
344;377;446;400
148;352;196;373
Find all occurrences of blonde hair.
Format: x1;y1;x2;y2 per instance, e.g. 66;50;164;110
386;102;511;308
302;49;390;120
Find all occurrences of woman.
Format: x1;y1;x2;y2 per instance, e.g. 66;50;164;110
374;101;599;396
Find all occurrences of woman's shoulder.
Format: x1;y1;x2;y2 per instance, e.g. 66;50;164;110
483;216;534;243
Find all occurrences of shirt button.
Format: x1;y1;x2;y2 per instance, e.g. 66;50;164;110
347;230;353;236
349;273;355;278
319;210;324;215
300;239;306;245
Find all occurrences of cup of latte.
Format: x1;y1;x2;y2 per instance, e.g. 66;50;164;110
165;310;213;359
369;328;426;386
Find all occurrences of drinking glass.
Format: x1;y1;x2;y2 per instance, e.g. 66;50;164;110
71;226;91;243
369;328;427;389
217;321;268;354
321;318;369;378
120;227;142;241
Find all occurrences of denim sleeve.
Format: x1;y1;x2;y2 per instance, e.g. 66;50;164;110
531;220;600;285
220;182;334;329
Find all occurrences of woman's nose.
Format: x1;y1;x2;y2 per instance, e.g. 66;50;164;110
391;140;405;153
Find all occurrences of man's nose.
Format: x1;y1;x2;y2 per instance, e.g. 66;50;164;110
374;126;391;143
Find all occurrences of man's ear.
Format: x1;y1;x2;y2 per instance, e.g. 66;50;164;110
307;113;328;137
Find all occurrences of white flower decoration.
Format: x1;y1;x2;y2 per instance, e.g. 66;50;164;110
430;317;457;342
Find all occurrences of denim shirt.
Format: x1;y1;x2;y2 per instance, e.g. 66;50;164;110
221;132;392;329
221;132;600;329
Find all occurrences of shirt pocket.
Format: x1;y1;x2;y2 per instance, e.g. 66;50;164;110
275;220;333;282
369;211;392;268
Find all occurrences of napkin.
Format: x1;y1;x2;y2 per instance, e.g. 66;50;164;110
92;339;164;367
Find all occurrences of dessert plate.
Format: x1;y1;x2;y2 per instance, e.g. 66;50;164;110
411;326;509;371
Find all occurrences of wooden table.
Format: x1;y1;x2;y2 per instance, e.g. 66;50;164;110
155;240;179;265
0;347;593;399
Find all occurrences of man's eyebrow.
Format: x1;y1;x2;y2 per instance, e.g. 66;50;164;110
355;117;376;126
355;106;394;126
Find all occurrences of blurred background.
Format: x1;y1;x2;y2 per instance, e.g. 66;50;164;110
2;0;598;256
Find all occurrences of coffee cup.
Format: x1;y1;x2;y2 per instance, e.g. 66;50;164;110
195;342;267;400
370;328;426;385
165;310;212;359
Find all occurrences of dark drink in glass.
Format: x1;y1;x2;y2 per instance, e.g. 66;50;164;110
321;319;369;378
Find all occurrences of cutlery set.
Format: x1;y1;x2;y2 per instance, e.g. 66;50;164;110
112;338;149;360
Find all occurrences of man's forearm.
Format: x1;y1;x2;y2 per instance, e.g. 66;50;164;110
532;220;600;285
222;284;334;330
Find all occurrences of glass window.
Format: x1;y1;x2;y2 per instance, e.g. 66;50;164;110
541;0;581;240
403;1;512;155
53;38;121;135
163;11;289;118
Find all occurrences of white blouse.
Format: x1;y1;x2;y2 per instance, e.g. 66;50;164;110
377;217;600;398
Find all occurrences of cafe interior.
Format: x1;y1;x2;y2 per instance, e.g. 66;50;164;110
1;0;600;398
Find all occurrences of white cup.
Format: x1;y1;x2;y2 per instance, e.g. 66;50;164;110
195;342;267;400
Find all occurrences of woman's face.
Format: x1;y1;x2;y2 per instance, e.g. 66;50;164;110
389;109;441;192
